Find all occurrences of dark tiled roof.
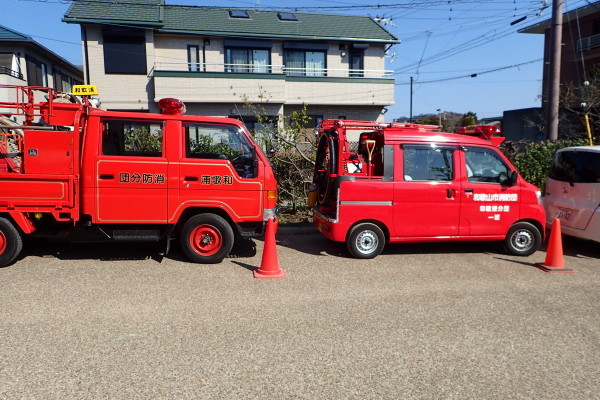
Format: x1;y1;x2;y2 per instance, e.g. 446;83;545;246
63;2;398;43
0;25;32;40
64;0;164;27
520;3;599;34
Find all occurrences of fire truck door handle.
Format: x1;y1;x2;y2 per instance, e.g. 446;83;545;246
447;189;455;199
99;174;114;180
465;188;474;193
184;176;198;181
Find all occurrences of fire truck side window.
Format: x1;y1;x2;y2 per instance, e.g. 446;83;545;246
403;145;454;182
185;123;255;178
464;146;510;184
102;120;163;157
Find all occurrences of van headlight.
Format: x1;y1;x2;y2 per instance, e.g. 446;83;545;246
535;190;542;205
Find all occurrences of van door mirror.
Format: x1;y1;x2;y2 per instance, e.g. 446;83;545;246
508;170;518;186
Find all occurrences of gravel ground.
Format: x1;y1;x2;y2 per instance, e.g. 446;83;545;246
0;232;598;399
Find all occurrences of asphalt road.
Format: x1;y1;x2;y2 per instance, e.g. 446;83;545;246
0;231;598;399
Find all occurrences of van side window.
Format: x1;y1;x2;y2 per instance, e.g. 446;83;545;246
549;150;600;183
102;119;163;157
185;123;255;178
403;145;453;182
464;146;510;184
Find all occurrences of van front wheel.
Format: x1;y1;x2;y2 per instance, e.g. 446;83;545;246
504;222;541;256
347;223;385;259
180;214;234;264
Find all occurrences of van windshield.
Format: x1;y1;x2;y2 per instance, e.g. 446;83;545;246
549;150;600;183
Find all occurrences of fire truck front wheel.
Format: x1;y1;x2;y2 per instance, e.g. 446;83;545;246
180;214;234;264
346;223;385;259
0;217;23;268
504;221;542;256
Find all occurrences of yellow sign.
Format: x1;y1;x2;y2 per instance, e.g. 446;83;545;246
72;85;98;96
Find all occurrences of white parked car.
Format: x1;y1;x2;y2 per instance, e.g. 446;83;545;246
543;145;600;243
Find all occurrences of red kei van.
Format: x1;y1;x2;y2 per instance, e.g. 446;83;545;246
310;120;546;259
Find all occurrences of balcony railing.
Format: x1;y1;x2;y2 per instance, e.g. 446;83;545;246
153;62;393;79
0;67;24;80
577;34;600;52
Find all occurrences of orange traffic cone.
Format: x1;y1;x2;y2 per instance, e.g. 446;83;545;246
254;217;286;279
535;218;574;273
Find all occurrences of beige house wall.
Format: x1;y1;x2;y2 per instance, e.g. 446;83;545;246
84;26;155;110
154;76;286;104
83;26;394;117
285;80;393;105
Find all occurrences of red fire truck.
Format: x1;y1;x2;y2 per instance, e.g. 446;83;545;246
0;85;277;267
310;119;545;259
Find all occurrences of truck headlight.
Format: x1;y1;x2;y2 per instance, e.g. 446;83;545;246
263;208;277;221
535;190;542;205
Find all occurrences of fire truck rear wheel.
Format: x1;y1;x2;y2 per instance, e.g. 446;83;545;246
347;223;385;259
504;222;541;256
0;217;23;268
180;214;234;264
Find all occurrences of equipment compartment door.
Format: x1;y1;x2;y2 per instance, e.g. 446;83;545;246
393;145;460;238
96;119;168;223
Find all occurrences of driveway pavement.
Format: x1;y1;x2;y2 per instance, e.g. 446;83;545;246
0;231;598;399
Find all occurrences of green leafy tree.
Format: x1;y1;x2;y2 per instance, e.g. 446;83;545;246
124;125;162;152
460;111;478;127
241;89;315;213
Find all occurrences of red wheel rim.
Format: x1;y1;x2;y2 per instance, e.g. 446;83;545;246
0;231;6;255
189;224;222;256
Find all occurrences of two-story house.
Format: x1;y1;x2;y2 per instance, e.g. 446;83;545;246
0;24;82;100
63;0;398;127
521;3;600;106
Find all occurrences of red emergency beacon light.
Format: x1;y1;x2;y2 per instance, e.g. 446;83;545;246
158;98;186;115
456;124;504;146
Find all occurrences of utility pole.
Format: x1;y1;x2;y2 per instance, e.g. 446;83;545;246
546;0;564;141
410;76;413;122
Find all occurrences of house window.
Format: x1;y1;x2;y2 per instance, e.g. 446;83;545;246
0;52;22;79
285;51;326;76
41;63;48;86
308;115;323;128
349;51;364;77
103;32;147;74
225;48;270;73
229;10;249;19
62;73;74;93
188;45;200;72
54;71;75;93
277;12;297;21
25;56;47;86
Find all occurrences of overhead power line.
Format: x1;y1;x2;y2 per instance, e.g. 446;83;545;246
395;58;543;85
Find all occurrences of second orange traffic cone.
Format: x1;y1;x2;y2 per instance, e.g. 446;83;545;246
254;217;286;279
535;218;574;273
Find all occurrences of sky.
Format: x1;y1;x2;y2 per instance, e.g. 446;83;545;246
1;0;595;120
